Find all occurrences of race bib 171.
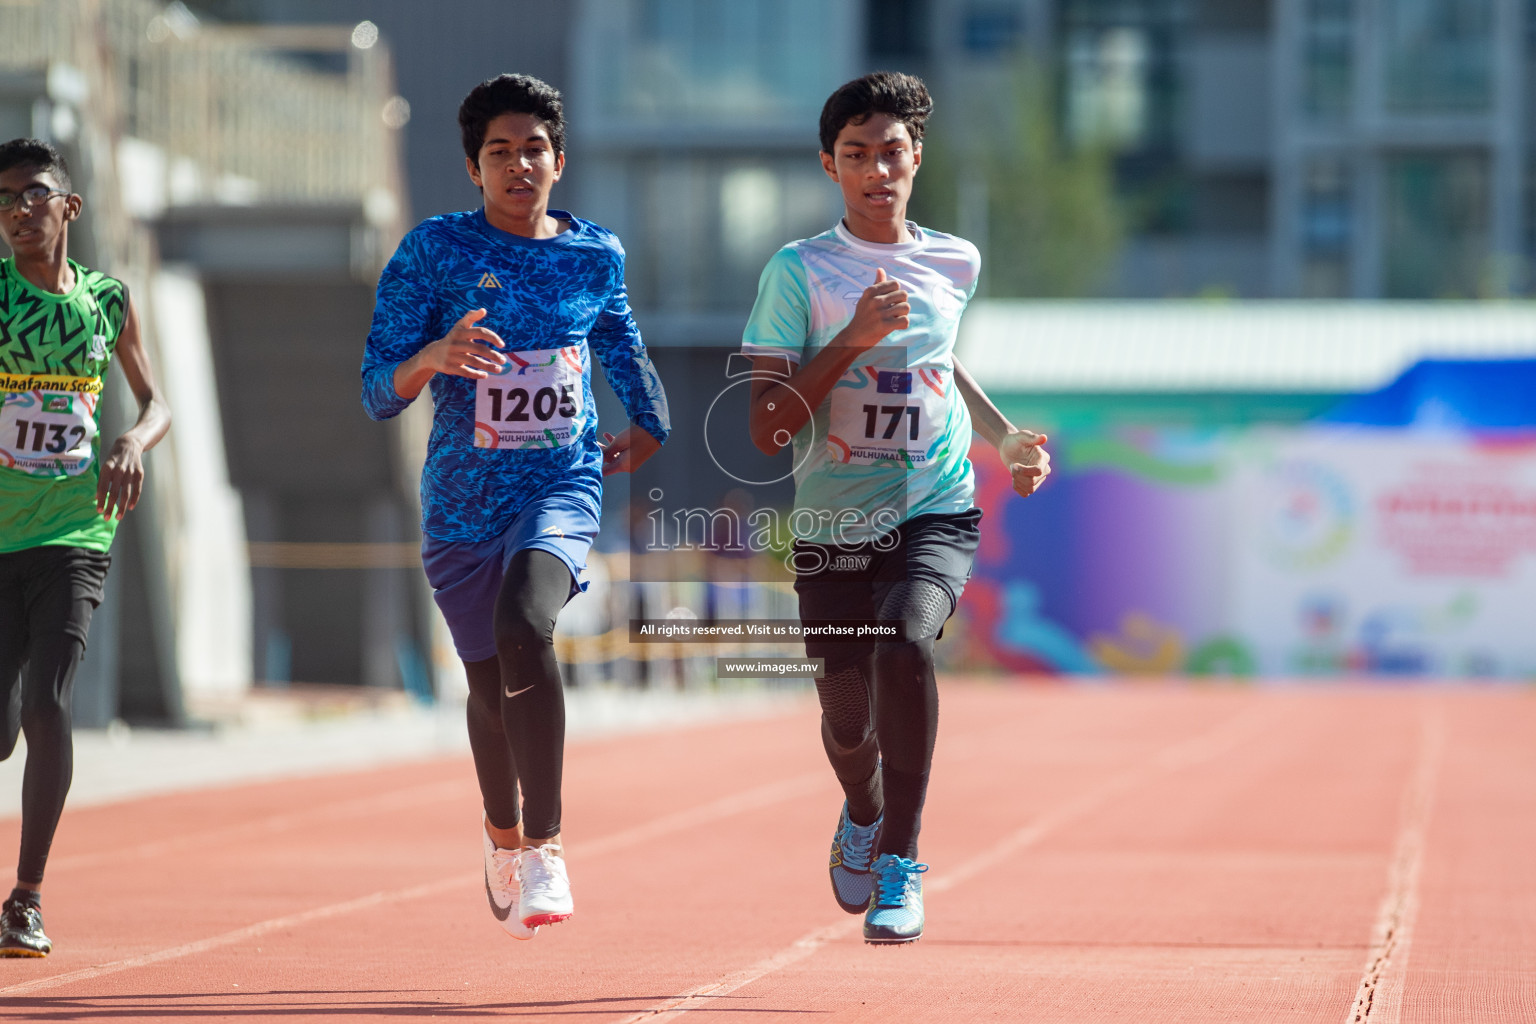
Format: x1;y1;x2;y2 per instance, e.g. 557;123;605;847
826;365;950;468
474;345;586;450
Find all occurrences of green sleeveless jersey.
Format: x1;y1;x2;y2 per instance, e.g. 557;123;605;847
0;258;129;553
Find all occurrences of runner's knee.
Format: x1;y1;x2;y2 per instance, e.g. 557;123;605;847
493;606;556;660
874;636;936;677
816;659;873;748
18;637;81;738
878;580;952;643
19;688;71;739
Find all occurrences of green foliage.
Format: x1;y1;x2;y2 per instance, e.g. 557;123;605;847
912;59;1123;298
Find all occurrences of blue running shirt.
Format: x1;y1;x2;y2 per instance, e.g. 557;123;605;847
362;209;669;542
741;221;978;544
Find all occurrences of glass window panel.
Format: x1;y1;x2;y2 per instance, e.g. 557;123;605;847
1066;26;1151;148
1382;0;1493;115
1382;151;1490;298
1302;155;1351;255
1302;0;1352;122
588;0;849;127
869;0;931;61
964;3;1023;55
621;158;837;313
1059;0;1183;153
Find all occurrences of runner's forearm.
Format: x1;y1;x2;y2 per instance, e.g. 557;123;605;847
748;331;872;453
391;350;436;402
119;393;171;452
953;357;1013;449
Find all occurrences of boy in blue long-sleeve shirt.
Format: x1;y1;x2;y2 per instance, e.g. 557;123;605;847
362;73;669;941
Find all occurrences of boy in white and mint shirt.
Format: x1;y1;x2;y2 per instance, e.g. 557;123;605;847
742;217;981;542
741;72;1050;944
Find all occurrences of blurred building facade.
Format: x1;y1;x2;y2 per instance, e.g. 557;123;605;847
917;0;1528;300
558;0;1535;302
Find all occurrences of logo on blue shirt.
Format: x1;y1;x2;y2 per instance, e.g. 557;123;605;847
876;370;913;394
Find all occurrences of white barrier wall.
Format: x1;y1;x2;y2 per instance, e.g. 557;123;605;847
150;267;252;700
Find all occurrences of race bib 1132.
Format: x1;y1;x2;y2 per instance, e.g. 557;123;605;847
0;386;99;477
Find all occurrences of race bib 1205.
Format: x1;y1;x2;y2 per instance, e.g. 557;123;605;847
474;345;586;450
0;385;100;477
826;365;950;467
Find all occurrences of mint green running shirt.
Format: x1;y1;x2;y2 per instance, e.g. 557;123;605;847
740;221;979;545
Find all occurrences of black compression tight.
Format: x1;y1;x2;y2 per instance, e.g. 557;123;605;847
463;548;570;841
810;579;952;860
0;597;94;888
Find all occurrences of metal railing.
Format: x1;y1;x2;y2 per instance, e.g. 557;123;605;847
0;0;404;217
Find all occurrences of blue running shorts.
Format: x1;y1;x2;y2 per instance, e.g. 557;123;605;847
421;491;598;662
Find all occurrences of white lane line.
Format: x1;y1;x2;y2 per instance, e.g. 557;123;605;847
616;705;1272;1023
0;876;465;997
45;779;470;874
1345;698;1444;1024
0;772;826;998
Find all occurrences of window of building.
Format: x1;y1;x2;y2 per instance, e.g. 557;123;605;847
1302;0;1352;123
619;157;836;313
1193;0;1268;33
1192;172;1268;236
583;0;850;127
1382;151;1490;298
1301;155;1351;297
870;0;931;63
1382;0;1493;115
1061;0;1183;153
1059;0;1187;235
1066;26;1151;148
963;3;1023;55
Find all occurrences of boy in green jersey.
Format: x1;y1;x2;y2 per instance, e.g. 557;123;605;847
0;139;170;956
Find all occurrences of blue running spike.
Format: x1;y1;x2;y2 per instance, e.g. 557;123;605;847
829;803;881;914
863;854;929;944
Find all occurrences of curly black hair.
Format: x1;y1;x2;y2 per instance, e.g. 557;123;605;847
458;74;566;162
818;72;933;155
0;138;71;191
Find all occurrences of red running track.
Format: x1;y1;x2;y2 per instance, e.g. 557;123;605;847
0;682;1532;1022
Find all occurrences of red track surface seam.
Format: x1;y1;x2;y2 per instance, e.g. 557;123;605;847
1346;698;1444;1024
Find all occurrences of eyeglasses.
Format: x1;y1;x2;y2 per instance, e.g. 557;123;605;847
0;186;71;210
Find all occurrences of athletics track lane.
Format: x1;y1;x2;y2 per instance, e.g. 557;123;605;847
0;683;1531;1022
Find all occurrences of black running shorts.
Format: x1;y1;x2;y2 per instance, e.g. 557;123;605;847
792;508;982;639
0;545;112;648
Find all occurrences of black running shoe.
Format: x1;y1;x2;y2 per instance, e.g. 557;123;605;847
0;898;50;957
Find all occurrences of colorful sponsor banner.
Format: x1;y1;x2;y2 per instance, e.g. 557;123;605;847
957;428;1536;679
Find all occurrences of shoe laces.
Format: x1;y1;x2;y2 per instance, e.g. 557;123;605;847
872;856;928;907
489;845;520;890
1;899;39;930
517;844;568;899
836;812;880;871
